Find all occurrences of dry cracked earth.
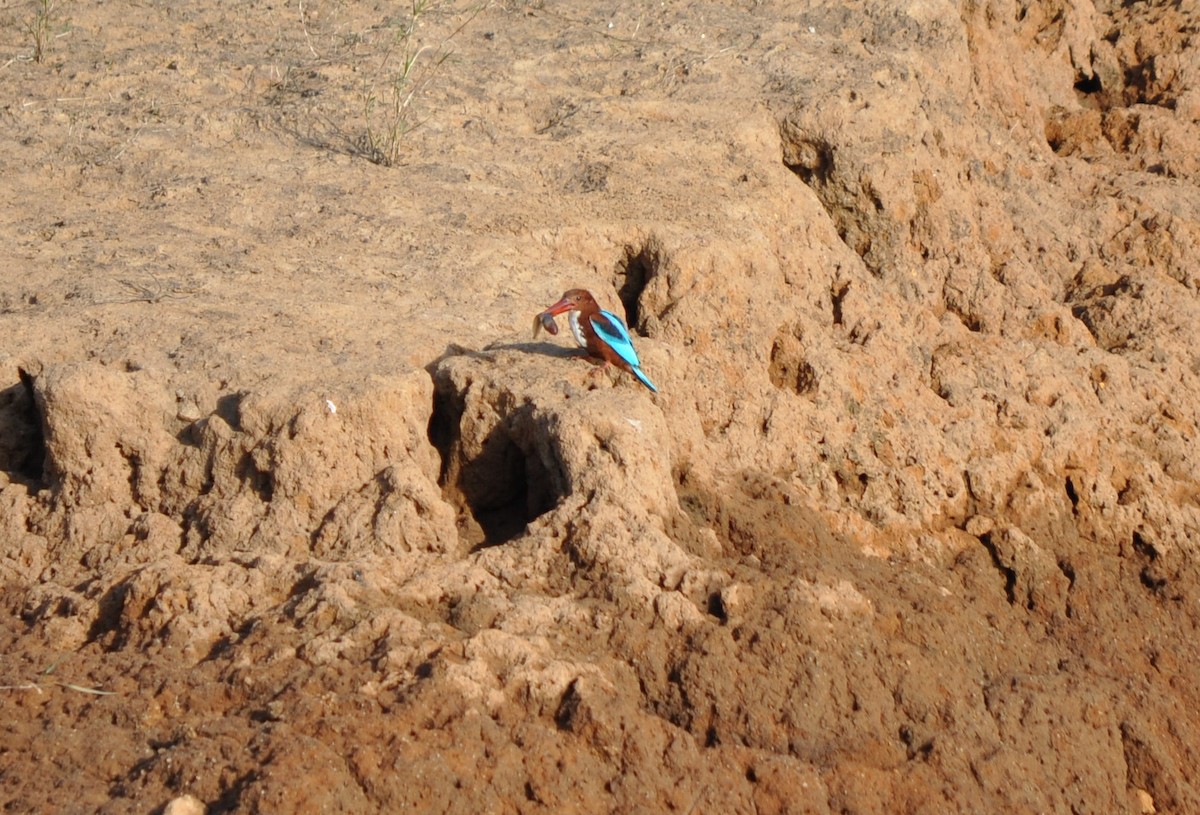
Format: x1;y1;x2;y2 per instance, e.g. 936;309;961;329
3;0;1200;812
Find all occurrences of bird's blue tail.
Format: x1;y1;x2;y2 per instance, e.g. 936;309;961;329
632;367;658;393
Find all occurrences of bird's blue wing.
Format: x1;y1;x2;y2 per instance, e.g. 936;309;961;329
590;310;641;367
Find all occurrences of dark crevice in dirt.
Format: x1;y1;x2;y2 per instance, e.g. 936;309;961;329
979;532;1017;605
209;769;261;815
1131;531;1157;561
214;392;245;431
833;468;869;502
659;662;695;733
116;442;150;511
554;678;582;731
428;383;463;494
1119;722;1175;815
176;416;203;447
831;281;850;326
113;753;165;803
768;324;818;396
1065;476;1080;512
286;570;320;603
1131;531;1169;594
1074;71;1103;97
1123;61;1173;108
235;450;274;503
615;241;659;336
85;580;132;650
706;591;728;623
961;470;980;519
428;369;564;548
780;127;834;186
21;589;79;628
0;369;47;486
203;617;259;662
781;123;882;271
1058;559;1077;618
1058;559;1076;591
900;725;934;761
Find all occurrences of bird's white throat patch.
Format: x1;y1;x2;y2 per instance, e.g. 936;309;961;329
568;311;587;348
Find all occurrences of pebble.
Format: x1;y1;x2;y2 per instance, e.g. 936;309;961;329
176;399;202;422
163;795;207;815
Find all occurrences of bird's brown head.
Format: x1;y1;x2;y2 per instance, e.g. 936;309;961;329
544;288;598;316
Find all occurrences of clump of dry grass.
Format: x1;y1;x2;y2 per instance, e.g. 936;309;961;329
357;0;488;166
24;0;57;64
264;0;489;166
0;661;115;696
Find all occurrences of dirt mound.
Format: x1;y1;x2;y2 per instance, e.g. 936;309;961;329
3;0;1200;812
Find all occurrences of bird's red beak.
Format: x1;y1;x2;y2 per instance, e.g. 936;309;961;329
543;297;576;316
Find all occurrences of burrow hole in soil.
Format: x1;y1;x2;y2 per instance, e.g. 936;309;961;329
0;369;47;486
615;242;659;337
428;383;562;549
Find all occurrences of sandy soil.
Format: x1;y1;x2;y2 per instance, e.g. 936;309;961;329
3;0;1200;812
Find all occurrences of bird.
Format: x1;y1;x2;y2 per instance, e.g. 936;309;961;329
539;289;658;392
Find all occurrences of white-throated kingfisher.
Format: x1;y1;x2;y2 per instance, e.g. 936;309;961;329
539;289;658;393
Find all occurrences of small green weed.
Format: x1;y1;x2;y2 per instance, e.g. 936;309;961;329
357;0;487;166
24;0;56;63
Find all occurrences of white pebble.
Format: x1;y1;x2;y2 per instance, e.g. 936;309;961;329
163;795;207;815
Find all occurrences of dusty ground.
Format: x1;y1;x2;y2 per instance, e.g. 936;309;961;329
2;0;1200;812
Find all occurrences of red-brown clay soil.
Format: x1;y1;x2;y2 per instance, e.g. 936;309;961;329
3;1;1200;812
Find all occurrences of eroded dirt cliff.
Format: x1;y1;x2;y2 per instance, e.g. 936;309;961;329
3;0;1199;812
